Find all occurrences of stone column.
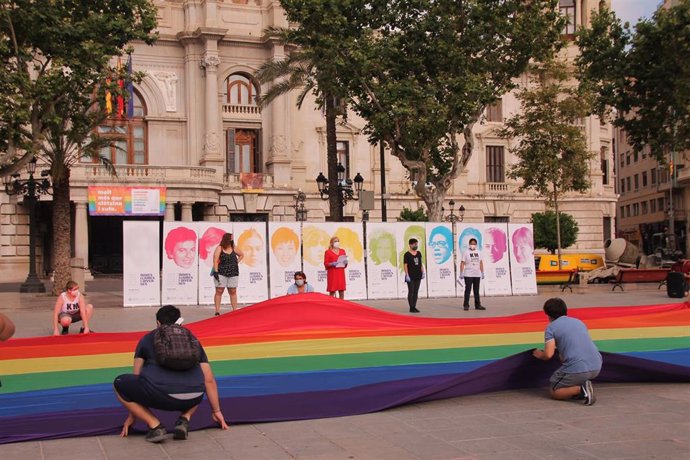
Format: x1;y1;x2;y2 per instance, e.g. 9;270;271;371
181;203;193;222
201;46;222;167
73;202;93;280
165;202;175;222
265;42;292;186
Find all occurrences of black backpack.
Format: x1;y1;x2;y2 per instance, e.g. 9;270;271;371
153;324;201;370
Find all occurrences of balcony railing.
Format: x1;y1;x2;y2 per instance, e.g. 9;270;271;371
221;103;262;120
71;164;222;187
484;182;515;194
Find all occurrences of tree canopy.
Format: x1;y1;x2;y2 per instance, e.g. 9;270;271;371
532;211;579;254
576;2;690;161
279;0;564;221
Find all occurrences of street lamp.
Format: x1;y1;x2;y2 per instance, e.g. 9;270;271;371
3;157;52;292
316;162;365;205
442;199;465;223
294;189;308;221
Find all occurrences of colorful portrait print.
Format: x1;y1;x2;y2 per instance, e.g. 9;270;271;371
369;230;397;266
302;226;331;267
399;224;426;272
458;227;482;254
198;226;226;269
428;226;453;265
484;227;507;263
512;226;534;264
237;228;264;268
271;227;300;268
164;226;197;269
334;227;364;262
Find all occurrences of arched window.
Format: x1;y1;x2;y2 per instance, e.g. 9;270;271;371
226;74;258;106
95;90;147;164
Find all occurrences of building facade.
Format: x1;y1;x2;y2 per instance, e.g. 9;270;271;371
0;0;617;281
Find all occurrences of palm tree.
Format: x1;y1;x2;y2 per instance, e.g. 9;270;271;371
256;26;346;221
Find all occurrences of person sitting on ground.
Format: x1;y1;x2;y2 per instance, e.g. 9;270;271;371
0;312;15;341
286;271;315;295
113;305;228;443
532;297;602;406
52;280;94;335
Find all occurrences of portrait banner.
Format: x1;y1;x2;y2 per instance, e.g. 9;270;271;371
268;222;303;298
479;223;512;296
234;222;269;304
324;223;367;300
366;223;399;299
123;221;161;307
395;223;428;299
301;224;332;294
197;223;234;305
508;223;538;295
162;222;199;305
425;223;456;297
456;224;486;297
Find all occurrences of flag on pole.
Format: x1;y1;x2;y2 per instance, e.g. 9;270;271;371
126;54;134;119
105;77;113;114
116;58;125;118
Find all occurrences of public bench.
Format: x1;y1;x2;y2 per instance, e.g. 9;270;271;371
536;269;579;293
610;268;671;292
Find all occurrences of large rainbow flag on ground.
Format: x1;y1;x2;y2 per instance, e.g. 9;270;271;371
1;294;689;444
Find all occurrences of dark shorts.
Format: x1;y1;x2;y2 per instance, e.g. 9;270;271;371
113;374;204;412
58;311;82;323
550;367;601;390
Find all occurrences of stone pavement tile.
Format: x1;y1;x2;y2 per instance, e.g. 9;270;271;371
248;422;349;458
307;416;377;438
371;431;472;460
428;422;533;443
159;430;229;459
502;434;569;451
0;441;43;460
526;446;599;460
571;439;690;459
351;411;420;437
41;437;107;459
98;434;170;459
579;423;690;444
206;424;293;459
448;437;516;455
471;449;544;460
327;435;421;460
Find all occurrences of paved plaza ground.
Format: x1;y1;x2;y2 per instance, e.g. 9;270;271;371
1;278;689;459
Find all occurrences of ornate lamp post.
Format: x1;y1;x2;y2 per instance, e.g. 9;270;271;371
442;199;465;223
316;163;365;219
294;189;308;221
3;157;52;292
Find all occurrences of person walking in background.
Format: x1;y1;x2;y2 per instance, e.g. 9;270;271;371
404;238;425;313
286;271;315;295
324;236;347;299
212;233;243;315
52;280;94;335
459;237;485;311
533;298;602;406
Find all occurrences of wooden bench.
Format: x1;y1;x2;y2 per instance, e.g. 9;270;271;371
610;268;671;291
536;269;579;292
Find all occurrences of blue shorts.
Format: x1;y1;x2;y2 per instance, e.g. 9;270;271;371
113;374;204;412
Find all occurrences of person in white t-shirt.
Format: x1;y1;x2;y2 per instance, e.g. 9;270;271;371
52;280;94;335
459;238;485;311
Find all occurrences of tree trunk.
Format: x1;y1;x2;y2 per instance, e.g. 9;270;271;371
554;188;562;270
52;173;72;295
325;94;343;221
422;185;445;222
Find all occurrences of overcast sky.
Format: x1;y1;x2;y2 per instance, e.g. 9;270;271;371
611;0;660;26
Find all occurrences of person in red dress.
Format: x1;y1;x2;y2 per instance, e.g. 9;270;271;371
324;236;348;299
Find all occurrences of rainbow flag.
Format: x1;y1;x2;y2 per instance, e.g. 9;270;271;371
1;295;689;444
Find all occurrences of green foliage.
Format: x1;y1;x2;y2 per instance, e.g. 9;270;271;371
532;211;579;254
576;2;690;161
398;206;428;222
497;58;593;202
278;0;564;221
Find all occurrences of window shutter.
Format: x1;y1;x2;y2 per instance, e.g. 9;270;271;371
226;128;236;175
255;129;262;173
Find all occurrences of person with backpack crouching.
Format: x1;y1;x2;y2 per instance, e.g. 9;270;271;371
113;305;228;443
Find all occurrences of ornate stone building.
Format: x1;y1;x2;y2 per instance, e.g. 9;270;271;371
0;0;616;280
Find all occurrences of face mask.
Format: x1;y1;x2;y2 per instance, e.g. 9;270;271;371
295;279;305;286
411;245;418;250
333;242;340;249
469;245;477;251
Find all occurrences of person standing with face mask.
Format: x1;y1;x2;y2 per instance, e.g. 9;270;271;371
459;237;486;311
324;236;348;299
404;238;425;313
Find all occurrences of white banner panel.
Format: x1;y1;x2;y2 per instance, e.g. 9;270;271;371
366;223;399;299
329;223;367;300
234;222;270;304
123;221;160;307
456;224;485;297
268;222;303;298
425;223;456;297
395;223;428;299
196;223;234;305
301;224;331;294
508;223;538;295
162;222;199;305
479;223;513;296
